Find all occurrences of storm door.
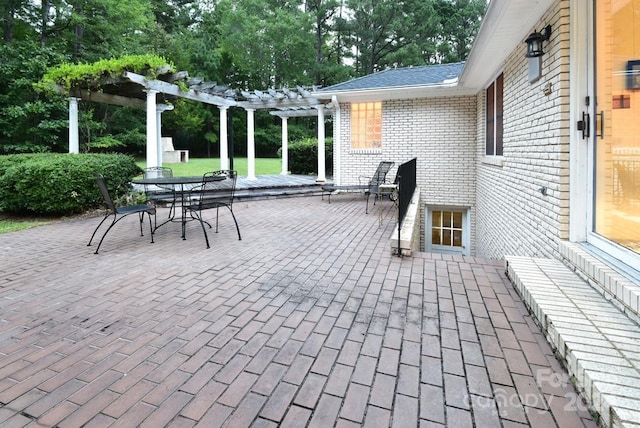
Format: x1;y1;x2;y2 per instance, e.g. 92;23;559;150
592;0;640;263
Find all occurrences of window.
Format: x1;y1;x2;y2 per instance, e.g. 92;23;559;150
426;208;469;255
351;102;382;149
486;73;504;156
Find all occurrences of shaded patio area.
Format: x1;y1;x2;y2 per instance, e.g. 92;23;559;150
0;194;595;427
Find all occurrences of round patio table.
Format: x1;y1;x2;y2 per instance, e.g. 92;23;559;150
132;175;223;236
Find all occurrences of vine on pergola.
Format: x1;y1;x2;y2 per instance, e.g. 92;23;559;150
33;54;327;116
35;54;176;94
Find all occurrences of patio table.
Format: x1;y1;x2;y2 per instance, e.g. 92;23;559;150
132;175;223;238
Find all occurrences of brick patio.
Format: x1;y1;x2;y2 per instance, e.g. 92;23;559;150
0;194;596;427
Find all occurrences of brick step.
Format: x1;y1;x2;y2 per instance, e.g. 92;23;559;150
559;242;640;322
506;256;640;428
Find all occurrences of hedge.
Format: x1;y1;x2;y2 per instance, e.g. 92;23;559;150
279;137;333;175
0;153;142;216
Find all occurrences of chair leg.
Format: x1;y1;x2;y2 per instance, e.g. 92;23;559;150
138;212;145;236
87;214;110;247
91;212;154;254
93;217;119;254
182;206;187;240
147;212;155;244
137;211;155;244
228;207;242;240
197;209;211;248
168;198;175;220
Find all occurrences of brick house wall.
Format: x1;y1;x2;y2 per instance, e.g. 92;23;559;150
334;96;477;253
330;0;572;260
475;0;571;259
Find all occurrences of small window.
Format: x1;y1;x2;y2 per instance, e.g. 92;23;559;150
486;73;503;156
351;102;382;149
426;208;468;255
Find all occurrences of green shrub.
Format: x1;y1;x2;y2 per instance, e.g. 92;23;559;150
279;138;333;175
0;153;142;215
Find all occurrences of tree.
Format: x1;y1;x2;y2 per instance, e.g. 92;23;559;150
342;0;484;74
434;0;486;63
0;41;68;153
344;0;443;74
196;0;316;89
0;0;486;156
304;0;351;87
1;0;40;44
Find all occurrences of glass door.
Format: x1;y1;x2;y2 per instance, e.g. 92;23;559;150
593;0;640;258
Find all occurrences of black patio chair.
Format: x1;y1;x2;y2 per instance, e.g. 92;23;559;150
143;166;176;225
321;161;394;213
183;170;241;248
363;161;394;213
87;173;156;254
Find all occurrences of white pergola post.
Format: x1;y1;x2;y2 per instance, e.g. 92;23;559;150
246;108;256;180
145;90;159;168
331;97;341;185
156;107;163;166
68;97;80;154
155;104;174;166
316;107;326;183
219;106;229;170
281;116;289;175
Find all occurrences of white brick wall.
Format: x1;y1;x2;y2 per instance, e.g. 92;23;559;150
335;96;477;252
331;0;571;260
475;0;571;260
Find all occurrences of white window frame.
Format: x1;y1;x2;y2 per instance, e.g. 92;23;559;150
425;206;470;256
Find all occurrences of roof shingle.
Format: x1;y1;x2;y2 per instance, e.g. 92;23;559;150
319;62;464;92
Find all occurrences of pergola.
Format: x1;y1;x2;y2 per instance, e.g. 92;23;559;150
64;67;334;181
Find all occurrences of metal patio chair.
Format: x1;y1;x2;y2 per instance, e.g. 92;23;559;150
321;161;394;213
87;173;156;254
143;166;176;222
183;170;241;248
363;161;395;213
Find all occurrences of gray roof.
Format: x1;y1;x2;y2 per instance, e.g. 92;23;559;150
319;62;464;92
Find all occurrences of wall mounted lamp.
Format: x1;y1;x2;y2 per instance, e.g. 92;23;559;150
524;25;552;58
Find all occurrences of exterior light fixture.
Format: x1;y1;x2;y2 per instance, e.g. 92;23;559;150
524;25;552;58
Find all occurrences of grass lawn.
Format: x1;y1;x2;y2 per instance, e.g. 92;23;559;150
136;157;283;176
0;219;49;234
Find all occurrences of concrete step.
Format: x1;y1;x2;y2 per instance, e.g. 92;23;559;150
506;256;640;428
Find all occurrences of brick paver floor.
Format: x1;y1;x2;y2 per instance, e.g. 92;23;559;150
0;195;596;427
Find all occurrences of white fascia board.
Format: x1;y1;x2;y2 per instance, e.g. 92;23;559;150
459;0;556;90
315;82;477;103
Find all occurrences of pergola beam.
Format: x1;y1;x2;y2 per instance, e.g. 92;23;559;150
270;107;334;118
123;72;237;107
75;89;147;108
237;98;326;110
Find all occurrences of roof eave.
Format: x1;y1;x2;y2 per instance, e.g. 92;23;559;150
459;0;556;90
315;81;476;103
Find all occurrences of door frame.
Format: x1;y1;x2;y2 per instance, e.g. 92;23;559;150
570;0;640;269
